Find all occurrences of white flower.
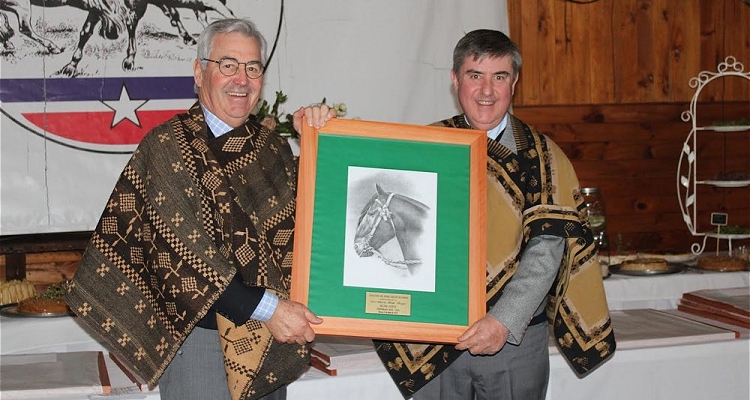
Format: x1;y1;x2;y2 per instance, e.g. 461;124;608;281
260;116;277;130
332;103;348;117
255;91;348;138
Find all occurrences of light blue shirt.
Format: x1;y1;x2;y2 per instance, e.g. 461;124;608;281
202;105;233;137
202;106;279;322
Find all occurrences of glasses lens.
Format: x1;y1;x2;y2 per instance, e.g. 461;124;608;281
218;59;239;76
246;62;264;79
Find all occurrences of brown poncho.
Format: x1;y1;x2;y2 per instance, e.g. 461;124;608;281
375;114;616;398
66;103;309;400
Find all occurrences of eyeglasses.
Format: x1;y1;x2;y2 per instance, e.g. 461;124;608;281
202;58;265;79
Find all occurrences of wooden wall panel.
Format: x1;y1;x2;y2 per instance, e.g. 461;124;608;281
509;0;750;105
652;0;672;101
588;2;616;103
669;2;704;102
614;0;654;102
723;0;750;101
698;0;723;101
0;251;82;291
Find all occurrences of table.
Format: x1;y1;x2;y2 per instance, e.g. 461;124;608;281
3;270;749;400
546;336;749;400
603;269;749;310
3;270;743;356
3;308;748;400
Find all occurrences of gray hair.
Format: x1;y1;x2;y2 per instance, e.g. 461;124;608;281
452;29;522;78
196;18;267;70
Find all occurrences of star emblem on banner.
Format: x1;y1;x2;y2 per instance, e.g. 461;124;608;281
103;84;148;128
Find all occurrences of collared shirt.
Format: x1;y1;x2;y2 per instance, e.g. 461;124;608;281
486;113;509;141
202;105;278;322
202;105;234;137
475;113;516;154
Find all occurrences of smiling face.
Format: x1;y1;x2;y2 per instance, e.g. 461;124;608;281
193;32;263;128
451;54;518;131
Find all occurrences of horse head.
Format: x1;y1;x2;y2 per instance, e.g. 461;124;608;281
353;183;430;271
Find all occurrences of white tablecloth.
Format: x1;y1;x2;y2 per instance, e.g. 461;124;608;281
546;336;749;400
603;270;750;310
3;309;749;400
3;270;749;399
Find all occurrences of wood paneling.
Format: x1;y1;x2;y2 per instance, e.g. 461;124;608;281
507;0;749;253
514;103;750;254
0;232;89;286
509;0;750;105
0;251;82;291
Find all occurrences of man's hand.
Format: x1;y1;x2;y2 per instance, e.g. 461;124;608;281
265;299;323;345
454;315;509;355
292;104;337;133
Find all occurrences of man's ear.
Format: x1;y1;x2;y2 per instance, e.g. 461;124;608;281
193;58;203;88
450;70;459;91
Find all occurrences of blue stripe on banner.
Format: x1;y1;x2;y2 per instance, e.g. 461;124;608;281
0;77;197;102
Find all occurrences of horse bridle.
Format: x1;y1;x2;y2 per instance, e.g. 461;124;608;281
357;193;422;271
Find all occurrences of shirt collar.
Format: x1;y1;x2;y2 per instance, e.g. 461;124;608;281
201;105;234;138
486;113;509;140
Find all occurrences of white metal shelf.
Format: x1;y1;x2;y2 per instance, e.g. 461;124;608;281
695;180;750;188
697;125;750;133
677;56;750;256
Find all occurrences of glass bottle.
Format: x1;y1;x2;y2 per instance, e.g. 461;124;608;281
581;187;610;268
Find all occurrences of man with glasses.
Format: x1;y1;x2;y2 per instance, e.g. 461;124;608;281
67;18;335;400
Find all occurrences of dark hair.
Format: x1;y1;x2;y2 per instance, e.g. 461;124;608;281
452;29;522;77
196;18;267;69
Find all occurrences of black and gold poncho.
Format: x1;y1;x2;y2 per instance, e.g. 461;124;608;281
66;103;309;400
375;114;617;398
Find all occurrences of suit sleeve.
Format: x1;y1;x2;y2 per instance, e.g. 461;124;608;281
212;274;266;326
487;235;564;344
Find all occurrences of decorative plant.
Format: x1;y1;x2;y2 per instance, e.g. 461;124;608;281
255;91;347;138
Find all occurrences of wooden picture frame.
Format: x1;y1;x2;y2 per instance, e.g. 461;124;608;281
291;118;486;343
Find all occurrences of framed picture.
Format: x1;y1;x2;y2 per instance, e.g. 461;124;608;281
291;118;486;343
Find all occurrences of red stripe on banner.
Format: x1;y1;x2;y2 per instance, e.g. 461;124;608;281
22;110;182;145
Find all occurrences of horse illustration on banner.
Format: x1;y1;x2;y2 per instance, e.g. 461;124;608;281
0;0;234;76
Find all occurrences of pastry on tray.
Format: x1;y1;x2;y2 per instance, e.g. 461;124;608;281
0;279;37;306
696;255;749;272
15;282;71;315
17;296;70;314
618;257;669;272
609;253;695;266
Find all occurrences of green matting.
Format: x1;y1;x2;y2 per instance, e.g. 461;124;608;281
308;133;472;326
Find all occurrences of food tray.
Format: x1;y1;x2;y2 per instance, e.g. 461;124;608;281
691;261;749;273
609;262;688;276
0;303;74;318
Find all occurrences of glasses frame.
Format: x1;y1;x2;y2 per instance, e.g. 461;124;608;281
202;57;265;79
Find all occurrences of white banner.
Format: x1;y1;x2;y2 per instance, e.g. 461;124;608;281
0;0;508;235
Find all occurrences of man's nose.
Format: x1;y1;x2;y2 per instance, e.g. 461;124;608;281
233;70;249;84
480;78;493;94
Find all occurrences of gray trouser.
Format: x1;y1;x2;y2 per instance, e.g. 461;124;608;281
413;322;550;400
159;326;286;400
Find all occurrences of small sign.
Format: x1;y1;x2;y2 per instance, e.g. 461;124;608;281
710;212;728;226
365;292;411;316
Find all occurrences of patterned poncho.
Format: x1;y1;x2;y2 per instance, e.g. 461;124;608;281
66;103;310;400
375;114;616;398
